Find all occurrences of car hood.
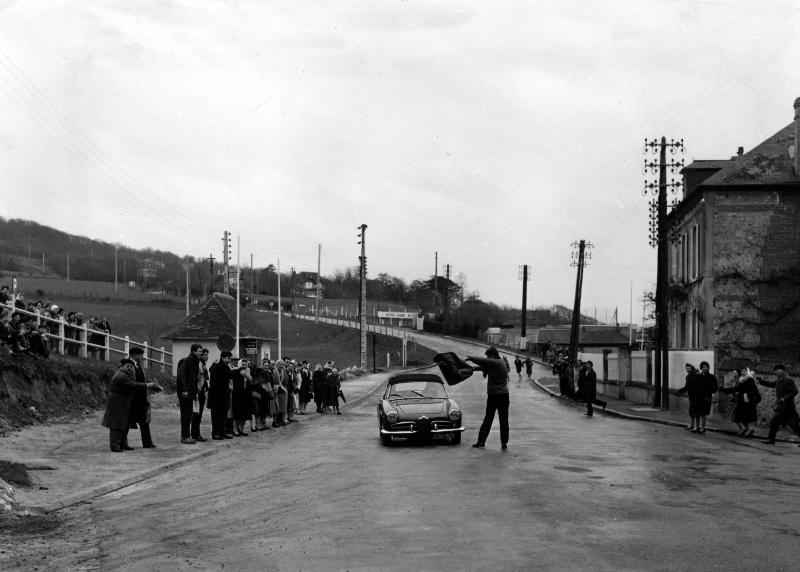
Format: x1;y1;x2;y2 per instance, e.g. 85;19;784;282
395;400;446;417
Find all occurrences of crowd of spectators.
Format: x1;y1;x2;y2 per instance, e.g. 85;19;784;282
175;345;346;445
0;285;111;359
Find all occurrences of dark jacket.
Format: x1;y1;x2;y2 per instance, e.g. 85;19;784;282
583;369;597;401
129;361;151;426
176;353;201;398
467;356;509;395
207;360;232;411
759;375;799;423
721;376;759;424
102;369;147;431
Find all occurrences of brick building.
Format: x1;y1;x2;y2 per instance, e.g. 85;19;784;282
669;97;800;375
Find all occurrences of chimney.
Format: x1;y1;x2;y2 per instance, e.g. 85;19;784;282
795;97;800;176
737;146;744;157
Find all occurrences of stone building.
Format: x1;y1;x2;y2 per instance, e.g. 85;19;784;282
669;97;800;375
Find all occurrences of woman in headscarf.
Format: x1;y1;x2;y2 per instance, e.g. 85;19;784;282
720;367;760;438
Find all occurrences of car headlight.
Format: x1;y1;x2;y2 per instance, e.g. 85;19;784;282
386;410;399;423
448;408;461;421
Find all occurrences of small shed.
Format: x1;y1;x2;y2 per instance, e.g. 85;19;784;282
162;292;275;375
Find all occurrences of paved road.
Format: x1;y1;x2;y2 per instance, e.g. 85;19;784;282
4;339;800;570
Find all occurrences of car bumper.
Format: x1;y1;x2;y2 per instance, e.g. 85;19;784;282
380;426;465;436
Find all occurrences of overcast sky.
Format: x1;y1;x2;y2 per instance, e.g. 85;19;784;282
1;1;798;320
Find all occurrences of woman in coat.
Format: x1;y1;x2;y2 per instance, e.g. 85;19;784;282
312;363;326;413
720;368;759;438
692;361;718;434
325;368;342;415
678;364;698;431
231;359;253;436
272;362;288;427
298;363;313;414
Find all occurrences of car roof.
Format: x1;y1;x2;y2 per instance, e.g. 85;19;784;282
387;373;444;385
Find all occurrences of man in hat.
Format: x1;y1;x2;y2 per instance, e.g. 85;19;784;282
191;348;210;442
128;347;156;448
102;359;161;452
176;344;203;444
466;346;511;450
758;364;800;445
208;351;234;439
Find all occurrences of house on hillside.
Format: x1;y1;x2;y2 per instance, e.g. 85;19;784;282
162;292;275;374
668;96;800;377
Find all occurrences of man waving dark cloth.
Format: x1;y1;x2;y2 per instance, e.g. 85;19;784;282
466;346;510;450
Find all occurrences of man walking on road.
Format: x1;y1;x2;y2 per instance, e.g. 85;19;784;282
583;361;607;417
102;359;160;452
758;364;800;445
466;346;510;450
524;356;533;381
514;356;523;381
176;344;203;444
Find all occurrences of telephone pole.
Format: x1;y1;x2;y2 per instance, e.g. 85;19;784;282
644;137;684;409
290;267;296;318
443;264;451;335
206;253;215;295
518;264;530;351
222;231;231;295
358;224;368;369
434;252;439;314
568;240;592;364
315;244;321;323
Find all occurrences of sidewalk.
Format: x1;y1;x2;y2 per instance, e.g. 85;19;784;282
532;374;800;444
0;368;404;514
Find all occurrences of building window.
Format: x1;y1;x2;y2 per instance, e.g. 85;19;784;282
691;224;699;279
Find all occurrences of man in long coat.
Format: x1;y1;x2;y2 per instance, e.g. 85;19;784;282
208;351;233;440
102;359;158;452
128;347;156;448
176;344;203;444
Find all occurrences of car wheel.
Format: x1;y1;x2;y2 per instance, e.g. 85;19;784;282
450;432;461;445
381;434;393;446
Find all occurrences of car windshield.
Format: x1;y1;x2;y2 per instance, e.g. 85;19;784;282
388;381;447;399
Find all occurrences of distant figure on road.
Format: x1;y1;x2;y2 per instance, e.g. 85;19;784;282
128;347;156;448
758;364;800;445
583;361;606;417
524;357;533;381
102;359;160;452
466;346;510;450
514;356;523;381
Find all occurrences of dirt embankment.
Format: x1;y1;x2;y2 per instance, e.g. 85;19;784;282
0;348;174;435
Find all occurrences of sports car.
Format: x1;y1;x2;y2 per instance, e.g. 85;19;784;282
377;373;465;445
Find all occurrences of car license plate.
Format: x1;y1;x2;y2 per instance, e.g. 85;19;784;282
432;433;446;440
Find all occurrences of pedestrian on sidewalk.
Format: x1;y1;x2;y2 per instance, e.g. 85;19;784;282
514;356;523;381
208;351;234;439
312;363;326;413
678;364;699;431
466;346;510;450
758;364;800;446
679;361;717;434
583;361;607;416
719;368;760;438
524;356;533;381
176;344;203;444
326;367;342;415
576;360;586;401
102;359;161;452
128;347;156;448
190;348;210;442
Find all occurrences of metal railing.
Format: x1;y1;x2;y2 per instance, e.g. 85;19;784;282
1;302;172;373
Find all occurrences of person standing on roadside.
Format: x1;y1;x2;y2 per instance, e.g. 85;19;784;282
208;351;234;439
720;368;760;439
102;359;161;452
190;348;210;442
312;363;326;413
680;361;717;434
176;344;203;444
758;364;800;445
466;346;510;450
583;361;607;416
678;364;699;431
128;347;156;448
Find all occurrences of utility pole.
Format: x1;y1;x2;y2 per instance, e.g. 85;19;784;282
250;253;254;294
568;240;592;364
443;264;451;335
518;264;530;351
206;253;215;295
357;225;368;369
66;254;70;281
114;246;118;292
290;267;296;318
315;244;321;323
223;231;231;295
434;252;438;315
185;255;190;316
644;137;684;409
